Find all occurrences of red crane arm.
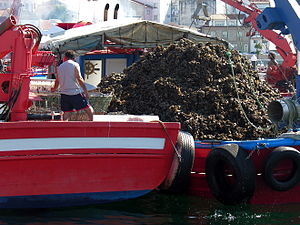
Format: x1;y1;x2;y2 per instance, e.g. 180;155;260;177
220;0;297;68
0;15;41;121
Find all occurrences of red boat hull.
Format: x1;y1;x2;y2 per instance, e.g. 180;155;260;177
0;121;180;208
189;140;300;205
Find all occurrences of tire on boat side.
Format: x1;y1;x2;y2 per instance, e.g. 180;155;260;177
263;146;300;191
159;131;195;194
205;144;256;205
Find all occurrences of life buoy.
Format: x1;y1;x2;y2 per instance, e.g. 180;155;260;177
205;144;256;205
159;131;195;194
263;146;300;191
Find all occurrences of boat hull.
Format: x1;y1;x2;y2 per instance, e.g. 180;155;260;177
189;137;300;205
0;120;180;208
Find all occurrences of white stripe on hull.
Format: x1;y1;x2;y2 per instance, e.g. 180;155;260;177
0;138;166;151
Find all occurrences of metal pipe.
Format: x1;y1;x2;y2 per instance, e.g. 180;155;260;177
268;98;300;128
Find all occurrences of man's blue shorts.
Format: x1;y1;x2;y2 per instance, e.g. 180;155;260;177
60;93;89;112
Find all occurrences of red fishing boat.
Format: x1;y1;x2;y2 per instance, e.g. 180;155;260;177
0;120;195;208
0;14;195;208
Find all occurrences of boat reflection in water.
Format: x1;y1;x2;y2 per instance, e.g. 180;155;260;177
0;192;299;225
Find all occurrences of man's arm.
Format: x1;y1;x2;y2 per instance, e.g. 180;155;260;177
51;77;59;92
74;65;89;99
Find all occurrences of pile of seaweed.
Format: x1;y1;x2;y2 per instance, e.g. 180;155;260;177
98;39;281;140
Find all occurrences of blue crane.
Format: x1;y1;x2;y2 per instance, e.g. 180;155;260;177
257;0;300;98
257;0;300;128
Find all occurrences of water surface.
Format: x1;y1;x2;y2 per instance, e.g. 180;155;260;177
0;192;299;225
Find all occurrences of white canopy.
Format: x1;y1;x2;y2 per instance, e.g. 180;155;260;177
43;19;227;55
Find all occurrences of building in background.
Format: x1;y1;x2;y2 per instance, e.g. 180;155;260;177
161;0;272;54
80;0;158;22
65;0;155;22
248;0;270;54
16;0;158;25
0;0;10;22
201;14;251;52
135;0;160;21
180;0;216;27
251;0;270;11
165;0;216;27
197;0;271;54
0;0;10;9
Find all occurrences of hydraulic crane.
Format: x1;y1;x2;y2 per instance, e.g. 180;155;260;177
257;0;300;128
0;15;41;121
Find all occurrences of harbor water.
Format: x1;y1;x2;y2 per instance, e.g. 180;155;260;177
1;192;300;225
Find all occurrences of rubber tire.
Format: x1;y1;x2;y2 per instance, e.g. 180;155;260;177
205;144;256;205
161;131;195;194
263;146;300;191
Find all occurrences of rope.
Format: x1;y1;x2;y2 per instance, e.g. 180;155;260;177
226;51;271;131
153;120;182;162
246;143;265;160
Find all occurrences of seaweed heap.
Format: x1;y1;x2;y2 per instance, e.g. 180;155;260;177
98;39;281;140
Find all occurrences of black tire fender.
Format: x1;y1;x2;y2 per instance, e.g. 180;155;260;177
205;144;256;205
159;131;195;194
263;146;300;191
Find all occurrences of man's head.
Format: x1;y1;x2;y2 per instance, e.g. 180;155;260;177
64;50;76;60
